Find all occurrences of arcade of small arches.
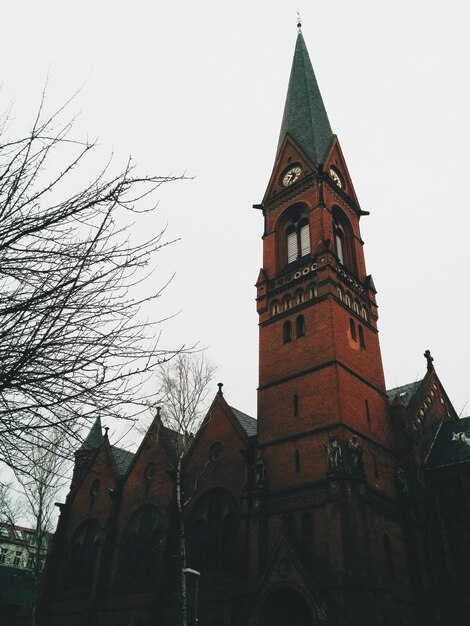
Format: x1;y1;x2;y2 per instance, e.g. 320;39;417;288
336;285;369;322
270;283;317;317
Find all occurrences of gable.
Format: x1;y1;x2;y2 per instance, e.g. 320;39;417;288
65;443;117;541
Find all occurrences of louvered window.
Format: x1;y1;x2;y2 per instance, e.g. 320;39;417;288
286;227;297;263
299;220;310;256
285;214;310;264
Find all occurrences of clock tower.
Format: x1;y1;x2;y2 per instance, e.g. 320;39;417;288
252;30;411;623
255;29;394;490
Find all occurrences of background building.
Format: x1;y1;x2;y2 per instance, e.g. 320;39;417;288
39;29;470;626
0;522;52;625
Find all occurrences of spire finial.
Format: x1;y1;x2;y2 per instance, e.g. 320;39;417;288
217;382;223;394
424;349;434;372
297;10;302;30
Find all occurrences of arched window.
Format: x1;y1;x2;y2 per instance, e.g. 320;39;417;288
271;301;280;316
361;306;368;321
332;207;356;273
188;489;239;576
353;300;360;315
293;394;299;416
286;213;310;264
350;318;357;342
358;325;366;348
300;512;314;544
282;295;292;311
67;519;102;590
383;534;396;580
296;315;305;338
336;286;343;301
283;320;292;343
344;293;351;307
295;289;305;305
294;449;301;473
120;506;162;586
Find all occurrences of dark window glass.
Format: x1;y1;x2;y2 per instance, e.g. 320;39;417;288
296;315;305;338
359;325;366;348
293;394;299;417
283;320;292;343
350;318;357;341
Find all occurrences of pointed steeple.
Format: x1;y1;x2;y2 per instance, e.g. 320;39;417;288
79;416;103;451
277;30;333;167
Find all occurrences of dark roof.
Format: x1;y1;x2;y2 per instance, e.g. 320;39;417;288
110;446;135;476
387;381;422;408
277;31;334;166
78;416;103;451
230;406;257;437
426;417;470;469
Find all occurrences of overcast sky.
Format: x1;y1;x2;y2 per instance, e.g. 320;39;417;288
2;0;469;445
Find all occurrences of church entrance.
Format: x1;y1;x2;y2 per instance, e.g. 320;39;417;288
259;587;314;626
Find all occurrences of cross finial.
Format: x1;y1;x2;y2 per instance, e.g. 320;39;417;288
424;349;434;371
297;10;302;30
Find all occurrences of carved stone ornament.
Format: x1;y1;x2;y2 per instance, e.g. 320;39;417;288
325;436;343;473
348;435;364;475
254;450;267;488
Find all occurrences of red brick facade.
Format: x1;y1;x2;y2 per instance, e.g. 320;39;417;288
39;31;470;626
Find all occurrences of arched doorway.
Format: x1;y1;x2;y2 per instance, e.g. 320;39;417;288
259;587;314;626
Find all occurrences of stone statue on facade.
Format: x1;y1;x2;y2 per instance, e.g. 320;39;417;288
325;436;343;472
348;435;364;474
395;467;410;495
254;450;267;488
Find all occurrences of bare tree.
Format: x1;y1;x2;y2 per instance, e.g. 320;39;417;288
156;353;216;626
0;480;23;525
0;95;184;475
14;430;67;626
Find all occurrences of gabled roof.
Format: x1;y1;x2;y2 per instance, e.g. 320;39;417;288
387;381;422;408
110;446;135;476
230;406;257;437
276;30;334;167
426;417;470;469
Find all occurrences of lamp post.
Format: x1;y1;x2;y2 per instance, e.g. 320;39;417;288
183;567;201;626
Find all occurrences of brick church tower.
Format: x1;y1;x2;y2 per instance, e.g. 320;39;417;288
251;27;413;625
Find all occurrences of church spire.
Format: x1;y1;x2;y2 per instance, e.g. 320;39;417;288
277;30;333;167
78;415;103;451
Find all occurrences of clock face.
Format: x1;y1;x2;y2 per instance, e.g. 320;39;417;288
329;167;343;189
282;166;302;187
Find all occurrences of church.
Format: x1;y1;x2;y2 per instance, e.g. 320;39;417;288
39;28;470;626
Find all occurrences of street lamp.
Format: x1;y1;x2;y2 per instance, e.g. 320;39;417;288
183;567;201;626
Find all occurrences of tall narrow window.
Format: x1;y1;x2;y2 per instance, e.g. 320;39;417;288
293;394;299;416
301;512;314;544
296;315;305;338
373;454;379;478
383;534;396;580
286;226;297;263
283;320;292;343
359;325;366;348
334;220;345;264
294;449;300;474
365;399;371;425
285;213;310;264
299;220;310;256
332;207;356;273
350;318;357;341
